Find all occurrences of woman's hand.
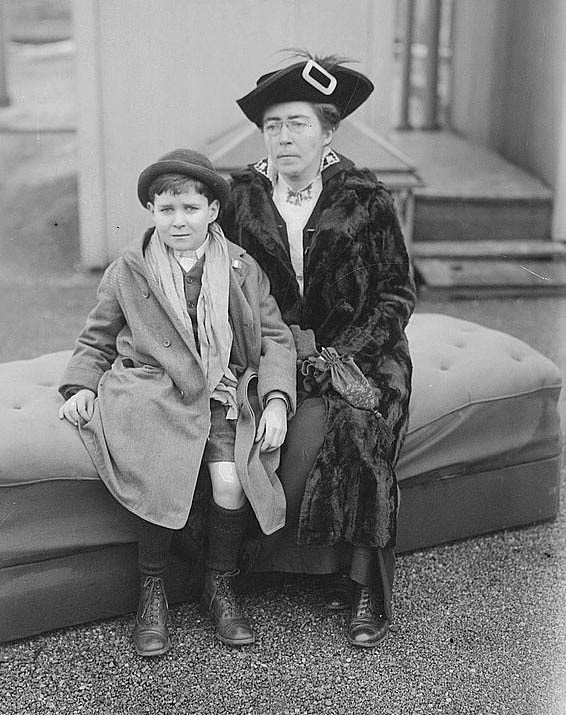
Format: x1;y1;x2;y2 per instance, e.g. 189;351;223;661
58;388;96;427
255;397;288;452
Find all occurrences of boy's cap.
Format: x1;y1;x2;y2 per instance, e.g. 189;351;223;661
137;148;230;207
237;58;374;127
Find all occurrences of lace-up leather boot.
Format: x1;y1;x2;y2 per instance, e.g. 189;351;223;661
347;584;389;648
201;569;255;646
133;576;171;656
323;573;355;610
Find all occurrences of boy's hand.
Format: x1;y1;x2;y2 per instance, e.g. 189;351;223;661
58;388;96;427
255;398;288;453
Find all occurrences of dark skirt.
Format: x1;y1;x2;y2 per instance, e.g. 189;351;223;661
250;397;395;618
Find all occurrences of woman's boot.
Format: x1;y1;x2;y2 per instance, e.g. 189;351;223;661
322;573;354;610
347;583;389;648
201;501;255;646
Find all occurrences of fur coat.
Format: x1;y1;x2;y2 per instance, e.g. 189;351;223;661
222;151;416;549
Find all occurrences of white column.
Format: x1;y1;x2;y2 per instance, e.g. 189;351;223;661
72;0;108;268
0;0;10;107
551;58;566;241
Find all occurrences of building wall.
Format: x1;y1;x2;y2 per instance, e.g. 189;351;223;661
494;0;565;189
72;0;396;266
450;0;566;190
449;0;503;146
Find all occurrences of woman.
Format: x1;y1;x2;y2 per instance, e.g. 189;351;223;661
221;52;416;648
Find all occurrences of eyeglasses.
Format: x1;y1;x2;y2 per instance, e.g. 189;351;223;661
262;119;312;136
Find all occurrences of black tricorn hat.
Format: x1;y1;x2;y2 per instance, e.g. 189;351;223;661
237;57;374;126
137;148;230;207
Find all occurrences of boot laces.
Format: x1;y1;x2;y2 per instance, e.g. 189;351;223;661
208;569;240;614
141;576;168;624
356;586;378;619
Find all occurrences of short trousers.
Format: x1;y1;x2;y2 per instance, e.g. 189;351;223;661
203;399;236;463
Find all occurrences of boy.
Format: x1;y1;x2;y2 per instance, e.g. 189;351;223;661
58;149;296;656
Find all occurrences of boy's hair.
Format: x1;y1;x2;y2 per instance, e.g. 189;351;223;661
147;173;217;205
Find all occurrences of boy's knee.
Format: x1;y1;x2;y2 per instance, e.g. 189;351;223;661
209;461;245;507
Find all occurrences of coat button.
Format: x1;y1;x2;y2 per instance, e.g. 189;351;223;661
187;301;195;309
179;390;185;399
142;289;150;298
162;338;171;347
186;276;193;284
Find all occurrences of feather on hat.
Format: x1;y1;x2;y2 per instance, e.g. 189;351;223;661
237;51;374;127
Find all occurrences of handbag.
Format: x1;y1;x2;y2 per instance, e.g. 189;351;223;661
301;346;382;415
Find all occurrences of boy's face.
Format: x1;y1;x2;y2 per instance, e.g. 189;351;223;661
148;189;219;251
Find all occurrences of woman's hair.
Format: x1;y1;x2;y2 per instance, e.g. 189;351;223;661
312;103;342;131
147;174;216;204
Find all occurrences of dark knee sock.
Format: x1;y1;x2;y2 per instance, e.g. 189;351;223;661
137;519;173;578
206;500;251;573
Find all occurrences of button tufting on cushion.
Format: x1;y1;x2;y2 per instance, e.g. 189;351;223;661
0;350;97;485
399;313;562;480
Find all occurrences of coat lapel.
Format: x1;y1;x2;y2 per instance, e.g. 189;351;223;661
125;236;204;365
228;244;257;366
146;272;202;355
235;172;295;280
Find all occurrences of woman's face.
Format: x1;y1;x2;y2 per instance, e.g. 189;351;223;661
262;101;334;188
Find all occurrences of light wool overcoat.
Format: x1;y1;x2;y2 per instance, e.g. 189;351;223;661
60;229;296;532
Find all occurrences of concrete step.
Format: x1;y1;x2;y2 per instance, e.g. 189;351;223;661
413;195;552;242
387;130;554;243
414;240;566;296
414;255;566;297
413;240;566;260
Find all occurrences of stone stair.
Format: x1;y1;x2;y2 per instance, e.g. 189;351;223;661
412;240;566;296
388;130;565;295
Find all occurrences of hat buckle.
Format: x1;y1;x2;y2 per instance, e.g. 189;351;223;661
301;59;337;96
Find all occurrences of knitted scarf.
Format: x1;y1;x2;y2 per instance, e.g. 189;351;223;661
145;223;238;418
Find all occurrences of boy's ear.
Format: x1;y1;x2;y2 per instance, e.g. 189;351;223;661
146;201;154;212
209;199;220;223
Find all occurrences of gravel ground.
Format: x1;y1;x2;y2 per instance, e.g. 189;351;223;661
0;510;565;714
1;32;565;715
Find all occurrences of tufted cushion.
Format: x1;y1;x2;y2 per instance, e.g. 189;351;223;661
399;313;562;480
0;351;97;485
0;313;561;488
